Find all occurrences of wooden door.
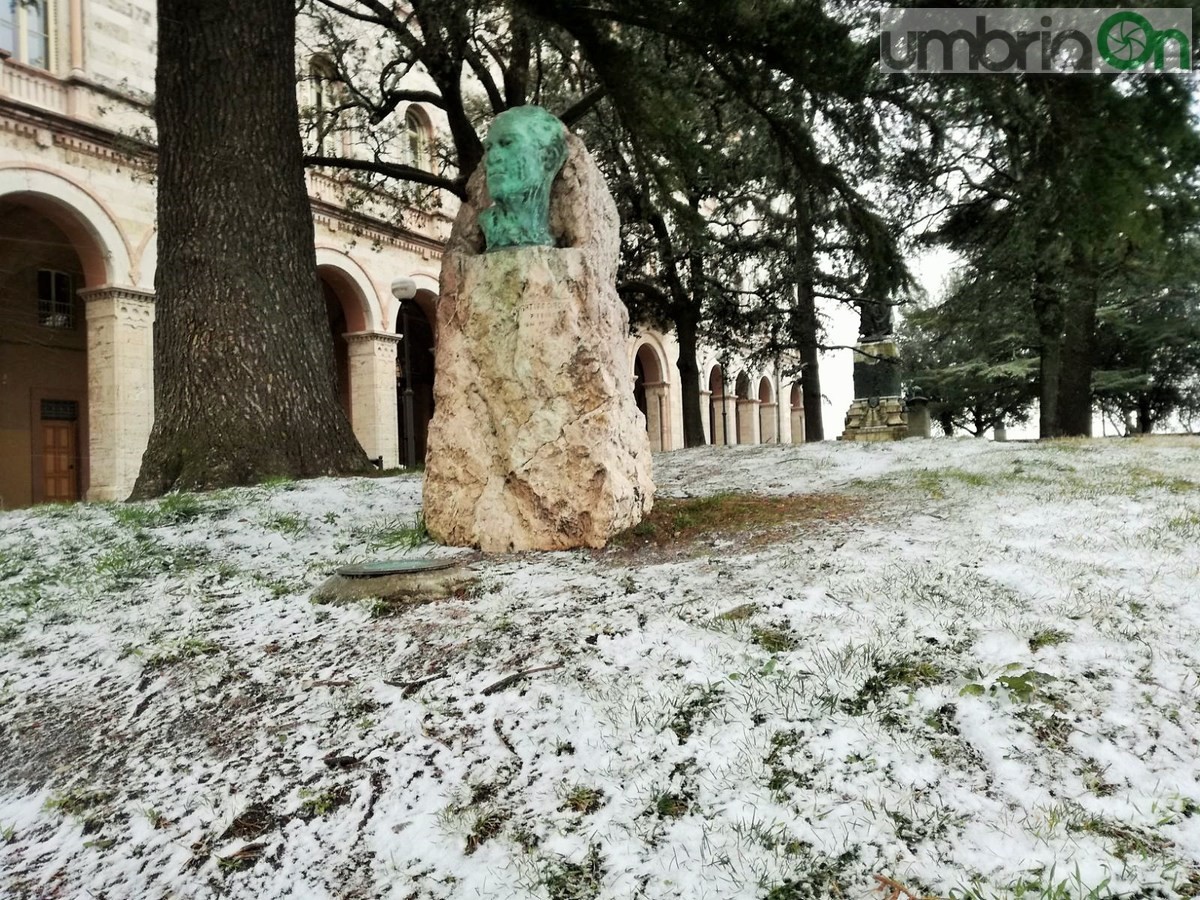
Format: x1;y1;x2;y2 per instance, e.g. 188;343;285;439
42;420;78;503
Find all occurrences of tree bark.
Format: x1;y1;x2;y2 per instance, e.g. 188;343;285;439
1033;272;1063;439
1136;397;1153;434
1056;279;1097;437
133;0;369;498
674;308;707;447
794;187;824;441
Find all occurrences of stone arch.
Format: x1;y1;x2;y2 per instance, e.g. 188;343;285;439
314;247;380;332
632;341;670;452
0;183;119;506
707;363;727;445
396;288;437;466
393;271;439;334
758;376;777;444
133;226;156;288
316;255;381;430
734;371;756;445
0;166;134;286
758;376;774;404
790;383;805;444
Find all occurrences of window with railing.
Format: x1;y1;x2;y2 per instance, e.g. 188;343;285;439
1;0;51;69
37;269;74;329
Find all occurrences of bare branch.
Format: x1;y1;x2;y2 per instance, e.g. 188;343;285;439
304;155;465;198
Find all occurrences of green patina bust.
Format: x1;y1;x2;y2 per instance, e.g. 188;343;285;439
479;105;568;251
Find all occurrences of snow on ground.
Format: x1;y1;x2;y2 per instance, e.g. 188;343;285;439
1;437;1199;899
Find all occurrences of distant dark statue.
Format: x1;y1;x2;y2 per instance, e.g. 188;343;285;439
478;105;569;251
857;297;894;343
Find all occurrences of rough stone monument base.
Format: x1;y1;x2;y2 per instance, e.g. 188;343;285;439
424;247;653;552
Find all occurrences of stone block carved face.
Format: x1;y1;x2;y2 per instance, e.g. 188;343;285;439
480;105;568;251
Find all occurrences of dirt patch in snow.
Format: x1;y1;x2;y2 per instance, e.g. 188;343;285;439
606;490;868;561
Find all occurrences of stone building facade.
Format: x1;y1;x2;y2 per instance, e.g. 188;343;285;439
0;0;804;509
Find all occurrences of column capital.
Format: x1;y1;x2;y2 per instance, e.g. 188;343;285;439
79;285;155;305
344;331;400;361
343;330;402;346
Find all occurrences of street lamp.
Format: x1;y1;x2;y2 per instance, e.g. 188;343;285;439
391;277;418;468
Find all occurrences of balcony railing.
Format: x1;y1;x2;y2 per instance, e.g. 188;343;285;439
0;59;68;115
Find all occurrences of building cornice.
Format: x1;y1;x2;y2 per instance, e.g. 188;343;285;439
310;197;446;259
79;285;156;304
64;73;153;112
0;100;448;259
0;97;155;169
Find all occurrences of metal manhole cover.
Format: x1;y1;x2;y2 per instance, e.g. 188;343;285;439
335;558;462;578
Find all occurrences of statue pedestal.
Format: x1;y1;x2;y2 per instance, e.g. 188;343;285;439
841;396;908;442
840;340;908;442
423;247;654;551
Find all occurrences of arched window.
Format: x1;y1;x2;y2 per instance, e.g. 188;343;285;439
404;106;431;171
309;55;341;156
2;0;51;69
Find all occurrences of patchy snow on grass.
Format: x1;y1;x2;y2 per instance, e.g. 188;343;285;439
2;437;1200;899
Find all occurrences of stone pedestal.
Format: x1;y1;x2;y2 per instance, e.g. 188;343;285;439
424;247;654;551
345;332;401;468
906;396;931;439
82;287;154;500
840;339;908;443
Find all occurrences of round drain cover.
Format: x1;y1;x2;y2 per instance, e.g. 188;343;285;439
336;558;462;578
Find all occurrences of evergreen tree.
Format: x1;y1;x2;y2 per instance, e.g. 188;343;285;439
899;273;1038;435
924;70;1200;437
133;0;370;497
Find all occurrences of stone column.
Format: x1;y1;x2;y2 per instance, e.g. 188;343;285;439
345;331;401;469
737;398;759;445
81;287;155;501
790;402;805;444
722;395;739;445
700;388;712;445
643;382;668;452
759;402;778;444
710;394;726;445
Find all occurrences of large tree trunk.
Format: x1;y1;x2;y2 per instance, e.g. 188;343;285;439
1033;273;1063;439
1056;281;1097;437
1136;397;1153;434
133;0;369;498
794;187;824;441
674;310;707;447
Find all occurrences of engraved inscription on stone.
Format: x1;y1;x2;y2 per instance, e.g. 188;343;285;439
519;298;560;333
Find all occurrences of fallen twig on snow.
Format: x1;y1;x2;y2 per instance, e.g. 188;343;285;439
480;662;564;696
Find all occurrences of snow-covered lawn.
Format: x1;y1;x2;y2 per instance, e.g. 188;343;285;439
2;437;1200;900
